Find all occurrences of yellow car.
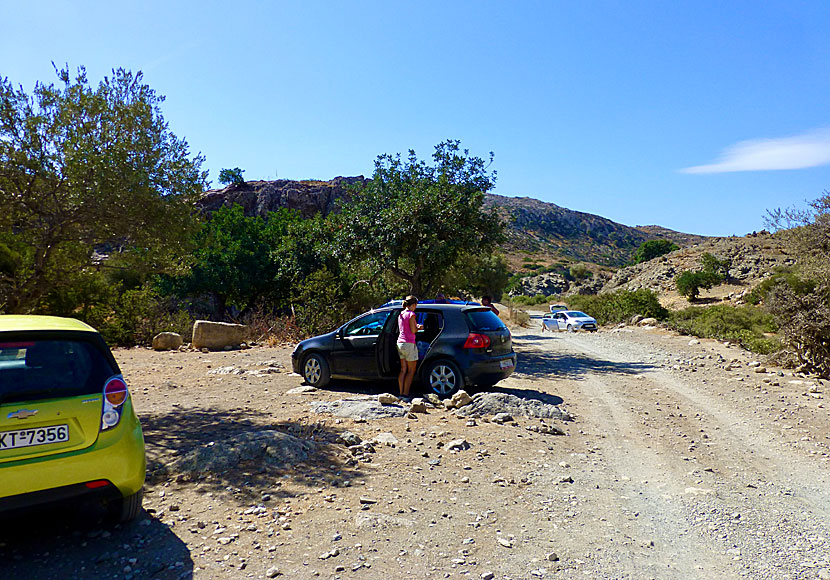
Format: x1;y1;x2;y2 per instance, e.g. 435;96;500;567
0;315;145;522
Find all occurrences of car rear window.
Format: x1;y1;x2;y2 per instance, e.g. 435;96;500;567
0;339;116;404
464;309;506;331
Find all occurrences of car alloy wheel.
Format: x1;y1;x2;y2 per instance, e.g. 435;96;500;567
303;353;330;388
567;324;574;333
426;360;463;397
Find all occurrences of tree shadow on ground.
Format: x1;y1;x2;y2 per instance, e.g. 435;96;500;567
512;346;655;381
0;509;193;580
141;407;365;503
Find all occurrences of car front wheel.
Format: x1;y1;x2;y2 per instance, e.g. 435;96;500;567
425;360;463;398
567;324;575;332
303;353;331;388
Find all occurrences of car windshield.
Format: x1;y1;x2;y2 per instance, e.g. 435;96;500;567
0;338;115;404
465;309;506;331
566;311;589;318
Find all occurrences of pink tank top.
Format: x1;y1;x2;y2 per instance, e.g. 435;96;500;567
397;310;416;343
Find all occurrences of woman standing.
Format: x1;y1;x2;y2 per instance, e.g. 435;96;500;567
397;295;422;397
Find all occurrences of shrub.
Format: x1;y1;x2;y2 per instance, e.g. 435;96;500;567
567;289;668;325
569;263;592;281
700;252;731;277
746;268;815;305
632;239;679;264
765;281;830;377
667;304;779;354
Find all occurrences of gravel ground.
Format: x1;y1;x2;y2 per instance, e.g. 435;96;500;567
1;311;828;580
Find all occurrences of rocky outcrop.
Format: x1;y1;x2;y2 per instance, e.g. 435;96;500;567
197;176;367;219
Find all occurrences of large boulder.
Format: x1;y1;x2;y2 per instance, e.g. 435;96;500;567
152;332;183;351
191;320;247;350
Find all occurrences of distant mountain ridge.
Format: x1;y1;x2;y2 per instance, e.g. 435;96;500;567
197;178;705;267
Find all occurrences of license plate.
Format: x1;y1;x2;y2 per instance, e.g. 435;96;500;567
499;359;514;369
0;424;69;450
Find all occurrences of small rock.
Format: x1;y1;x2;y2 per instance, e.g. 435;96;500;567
378;393;400;405
424;393;442;406
497;537;513;548
339;432;362;446
447;438;471;451
359;497;378;504
409;399;428;413
266;567;281;578
754;366;767;373
481;573;495;580
450;390;474;408
493;413;513;424
371;433;399;447
545;552;559;561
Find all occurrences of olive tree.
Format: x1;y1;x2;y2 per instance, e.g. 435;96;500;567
0;65;208;313
336;140;505;297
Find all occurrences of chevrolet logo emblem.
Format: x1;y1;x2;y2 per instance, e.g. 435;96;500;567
7;409;38;420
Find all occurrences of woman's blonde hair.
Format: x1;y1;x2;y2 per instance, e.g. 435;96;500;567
403;295;418;307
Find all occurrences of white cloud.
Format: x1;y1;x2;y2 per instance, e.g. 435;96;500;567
681;129;830;174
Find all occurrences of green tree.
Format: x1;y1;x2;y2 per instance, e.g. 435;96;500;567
336;140;505;297
0;65;207;313
633;239;679;264
676;270;721;301
169;205;301;318
218;167;245;185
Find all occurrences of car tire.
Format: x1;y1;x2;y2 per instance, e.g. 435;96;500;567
303;353;331;388
114;489;143;523
425;359;464;398
567;324;574;333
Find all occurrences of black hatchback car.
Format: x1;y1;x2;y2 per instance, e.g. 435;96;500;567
291;304;516;397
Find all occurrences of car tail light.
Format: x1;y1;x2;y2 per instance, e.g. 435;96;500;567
85;480;111;489
101;376;129;431
463;333;491;349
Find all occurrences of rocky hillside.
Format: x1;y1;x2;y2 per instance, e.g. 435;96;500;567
198;178;700;268
601;231;795;299
484;195;699;267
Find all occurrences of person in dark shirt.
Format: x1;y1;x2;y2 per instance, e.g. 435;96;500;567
481;295;499;315
435;293;448;304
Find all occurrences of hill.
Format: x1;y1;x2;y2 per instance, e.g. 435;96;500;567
197;178;702;268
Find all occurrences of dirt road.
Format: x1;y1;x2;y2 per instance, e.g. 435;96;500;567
518;315;830;579
1;312;829;579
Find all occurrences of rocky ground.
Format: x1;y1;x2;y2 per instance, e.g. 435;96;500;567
2;312;829;580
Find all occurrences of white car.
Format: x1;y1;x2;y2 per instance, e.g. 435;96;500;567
542;310;598;332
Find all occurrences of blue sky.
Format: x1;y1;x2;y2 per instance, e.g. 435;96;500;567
3;1;830;236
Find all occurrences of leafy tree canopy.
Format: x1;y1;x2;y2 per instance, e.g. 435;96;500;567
218;167;245;185
0;65;208;313
336;140;505;297
633;239;679;264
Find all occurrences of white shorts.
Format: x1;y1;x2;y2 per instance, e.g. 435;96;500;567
396;342;418;362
